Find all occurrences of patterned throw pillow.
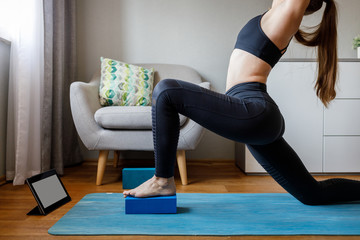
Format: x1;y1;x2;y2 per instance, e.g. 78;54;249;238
99;57;155;106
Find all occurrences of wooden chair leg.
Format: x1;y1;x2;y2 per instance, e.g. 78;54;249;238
113;150;120;168
176;150;188;185
96;150;109;185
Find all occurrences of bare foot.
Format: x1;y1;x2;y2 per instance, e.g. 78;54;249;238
123;175;176;198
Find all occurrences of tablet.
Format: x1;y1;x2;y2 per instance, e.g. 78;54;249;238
26;169;71;215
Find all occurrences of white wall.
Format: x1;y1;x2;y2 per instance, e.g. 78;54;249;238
76;0;360;160
0;38;11;177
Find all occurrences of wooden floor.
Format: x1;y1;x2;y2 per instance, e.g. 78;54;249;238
1;159;360;240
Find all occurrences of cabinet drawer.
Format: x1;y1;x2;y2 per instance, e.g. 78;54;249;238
324;99;360;135
337;62;360;98
324;136;360;172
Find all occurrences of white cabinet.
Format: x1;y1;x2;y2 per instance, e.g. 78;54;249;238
336;62;360;98
324;100;360;135
323;61;360;172
324;137;360;172
236;60;360;174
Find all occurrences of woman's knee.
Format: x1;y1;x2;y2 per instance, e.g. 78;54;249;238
298;197;324;206
152;79;181;104
295;189;324;206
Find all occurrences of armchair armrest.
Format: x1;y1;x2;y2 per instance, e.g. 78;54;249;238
70;78;103;149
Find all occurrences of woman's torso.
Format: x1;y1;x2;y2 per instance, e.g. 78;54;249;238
226;0;307;91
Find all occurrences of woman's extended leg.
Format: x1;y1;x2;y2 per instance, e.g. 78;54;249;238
247;137;360;205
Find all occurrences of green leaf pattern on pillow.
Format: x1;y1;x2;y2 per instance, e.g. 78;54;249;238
99;57;155;106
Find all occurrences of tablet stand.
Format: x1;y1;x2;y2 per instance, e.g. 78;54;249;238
27;205;45;216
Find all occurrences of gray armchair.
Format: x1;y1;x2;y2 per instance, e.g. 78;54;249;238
70;64;209;185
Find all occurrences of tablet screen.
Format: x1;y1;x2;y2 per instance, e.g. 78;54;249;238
32;174;68;208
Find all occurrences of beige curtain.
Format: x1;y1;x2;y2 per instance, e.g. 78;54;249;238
1;0;44;185
42;0;82;175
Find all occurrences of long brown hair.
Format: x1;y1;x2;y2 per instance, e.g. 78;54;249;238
295;0;338;107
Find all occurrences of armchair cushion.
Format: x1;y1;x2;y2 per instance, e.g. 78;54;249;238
94;82;210;130
99;58;155;106
94;106;188;130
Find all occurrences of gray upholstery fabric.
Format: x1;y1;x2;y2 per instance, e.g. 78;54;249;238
70;64;210;151
94;106;188;130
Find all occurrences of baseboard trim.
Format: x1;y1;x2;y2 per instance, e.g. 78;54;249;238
0;175;6;186
83;158;234;167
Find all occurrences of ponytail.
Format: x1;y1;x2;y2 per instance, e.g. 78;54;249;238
295;0;338;107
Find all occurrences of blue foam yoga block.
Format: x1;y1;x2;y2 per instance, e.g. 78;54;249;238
125;195;177;214
122;168;155;189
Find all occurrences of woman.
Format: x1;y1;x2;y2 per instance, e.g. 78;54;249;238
123;0;360;205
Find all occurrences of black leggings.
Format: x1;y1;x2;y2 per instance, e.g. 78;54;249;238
152;79;360;205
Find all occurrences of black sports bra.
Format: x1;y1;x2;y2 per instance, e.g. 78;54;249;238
234;12;288;68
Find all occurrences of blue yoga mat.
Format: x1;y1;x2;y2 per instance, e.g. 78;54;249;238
48;193;360;236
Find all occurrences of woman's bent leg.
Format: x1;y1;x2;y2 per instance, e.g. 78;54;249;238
151;79;282;178
125;79;260;197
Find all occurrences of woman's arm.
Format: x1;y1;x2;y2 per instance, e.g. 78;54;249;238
261;0;310;50
285;0;311;14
